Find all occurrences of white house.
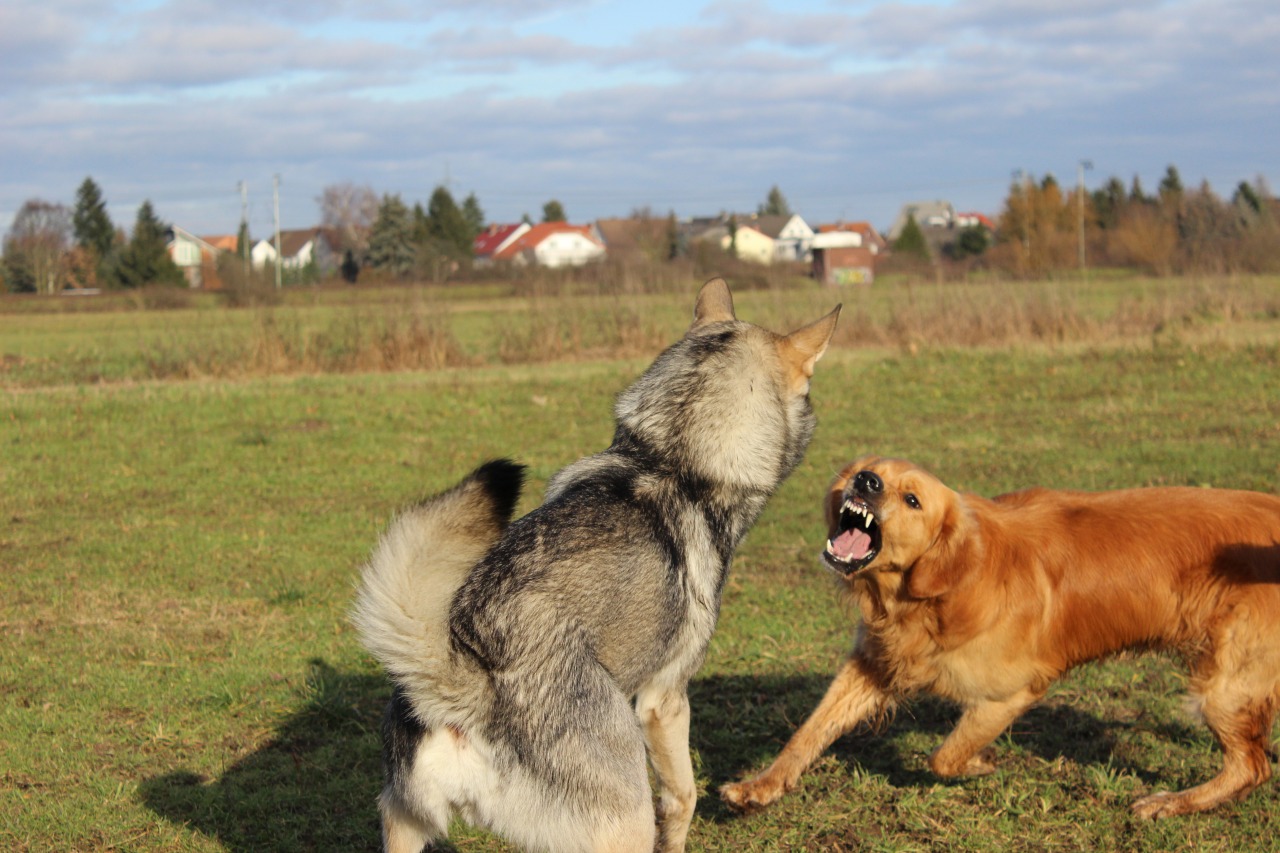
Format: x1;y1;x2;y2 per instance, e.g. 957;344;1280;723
251;228;337;273
722;223;776;265
494;223;605;268
684;213;814;265
754;214;816;262
166;226;237;288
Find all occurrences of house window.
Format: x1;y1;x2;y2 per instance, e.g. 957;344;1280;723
174;242;200;266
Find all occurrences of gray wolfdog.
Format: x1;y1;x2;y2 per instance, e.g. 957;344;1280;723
352;279;840;852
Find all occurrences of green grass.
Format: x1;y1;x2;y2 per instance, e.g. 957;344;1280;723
2;279;1280;851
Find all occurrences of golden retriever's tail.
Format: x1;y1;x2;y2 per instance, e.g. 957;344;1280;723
351;460;524;724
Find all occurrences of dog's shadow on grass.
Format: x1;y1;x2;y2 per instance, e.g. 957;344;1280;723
141;663;1198;849
690;671;1194;823
140;659;388;853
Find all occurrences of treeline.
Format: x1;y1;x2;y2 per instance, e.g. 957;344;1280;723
982;166;1280;277
360;187;485;283
0;172;576;292
2;178;185;293
7;167;1279;294
329;183;570;283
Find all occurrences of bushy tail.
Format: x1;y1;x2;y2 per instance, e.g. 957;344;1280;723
352;459;525;724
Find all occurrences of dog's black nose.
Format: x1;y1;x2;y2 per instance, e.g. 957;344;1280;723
853;470;883;495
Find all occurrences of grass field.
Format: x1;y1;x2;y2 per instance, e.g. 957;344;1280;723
2;274;1280;851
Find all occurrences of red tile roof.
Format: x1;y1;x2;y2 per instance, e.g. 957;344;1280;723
473;223;525;258
958;212;997;230
494;222;601;260
202;234;239;252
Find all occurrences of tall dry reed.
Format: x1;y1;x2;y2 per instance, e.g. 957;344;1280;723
131;274;1280;382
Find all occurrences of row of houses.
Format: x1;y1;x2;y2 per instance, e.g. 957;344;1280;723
167;226;338;289
470;213;892;285
166;201;991;289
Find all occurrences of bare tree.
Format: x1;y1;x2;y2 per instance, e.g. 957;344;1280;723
3;199;72;293
317;182;379;254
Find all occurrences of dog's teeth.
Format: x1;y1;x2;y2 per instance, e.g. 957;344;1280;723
864;514;873;529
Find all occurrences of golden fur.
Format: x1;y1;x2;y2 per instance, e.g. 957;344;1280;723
722;456;1280;819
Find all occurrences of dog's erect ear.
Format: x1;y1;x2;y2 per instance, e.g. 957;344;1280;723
692;277;736;328
905;496;972;599
780;304;842;380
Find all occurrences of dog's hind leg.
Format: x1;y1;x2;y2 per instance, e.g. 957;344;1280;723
379;691;449;853
1132;689;1276;819
928;687;1042;778
379;788;444;853
636;685;697;853
720;653;893;812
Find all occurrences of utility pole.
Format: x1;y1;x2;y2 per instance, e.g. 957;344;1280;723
273;173;282;291
1077;160;1093;276
238;180;249;278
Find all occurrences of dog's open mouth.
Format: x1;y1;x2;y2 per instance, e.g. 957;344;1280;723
824;498;881;576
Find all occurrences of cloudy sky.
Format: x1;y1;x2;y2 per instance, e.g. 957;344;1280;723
3;0;1278;239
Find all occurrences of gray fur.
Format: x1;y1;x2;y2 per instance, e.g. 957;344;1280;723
352;279;840;853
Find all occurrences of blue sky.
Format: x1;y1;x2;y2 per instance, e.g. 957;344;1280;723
3;0;1278;238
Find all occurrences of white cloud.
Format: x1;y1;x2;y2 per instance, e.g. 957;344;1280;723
2;0;1277;236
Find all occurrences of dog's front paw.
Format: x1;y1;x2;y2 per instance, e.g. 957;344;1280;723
929;745;999;778
963;746;999;776
720;775;787;814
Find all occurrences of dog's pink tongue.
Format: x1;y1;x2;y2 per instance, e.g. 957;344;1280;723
831;528;872;561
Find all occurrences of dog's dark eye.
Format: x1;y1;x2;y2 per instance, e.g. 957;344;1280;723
904;493;922;510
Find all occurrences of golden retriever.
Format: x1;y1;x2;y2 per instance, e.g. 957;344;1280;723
721;456;1280;819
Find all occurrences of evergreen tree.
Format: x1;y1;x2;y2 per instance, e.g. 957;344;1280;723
113;200;183;288
235;219;250;262
411;202;431;246
72;177;114;261
1091;176;1127;230
1159;164;1184;202
541;199;566;223
893;214;931;262
365;194;415;278
1129;175;1150;206
758;185;791;217
1232;180;1269;227
461;193;485;241
949;225;989;259
426;186;473;256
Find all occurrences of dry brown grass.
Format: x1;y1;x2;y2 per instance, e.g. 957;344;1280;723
3;272;1278;388
495;297;672;364
833;275;1280;352
144;301;471;381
